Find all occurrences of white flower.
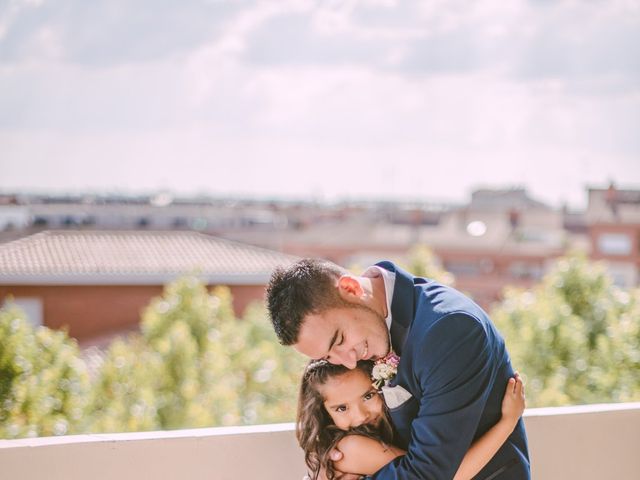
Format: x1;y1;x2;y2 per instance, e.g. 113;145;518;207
372;363;394;380
371;351;400;388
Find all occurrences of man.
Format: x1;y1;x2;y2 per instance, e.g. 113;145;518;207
267;258;530;479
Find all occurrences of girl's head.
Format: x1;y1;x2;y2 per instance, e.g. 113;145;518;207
296;360;393;478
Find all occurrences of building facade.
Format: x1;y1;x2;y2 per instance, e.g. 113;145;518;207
0;230;296;345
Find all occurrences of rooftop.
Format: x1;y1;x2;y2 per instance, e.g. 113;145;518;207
0;230;298;285
587;186;640;224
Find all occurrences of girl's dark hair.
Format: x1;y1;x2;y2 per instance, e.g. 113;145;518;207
296;360;394;480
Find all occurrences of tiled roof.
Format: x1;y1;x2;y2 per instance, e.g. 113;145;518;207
0;230;298;284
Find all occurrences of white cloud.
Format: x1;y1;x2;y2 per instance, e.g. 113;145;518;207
0;0;46;42
1;0;639;207
185;0;314;105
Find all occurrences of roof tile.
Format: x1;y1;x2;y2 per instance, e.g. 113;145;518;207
0;230;298;279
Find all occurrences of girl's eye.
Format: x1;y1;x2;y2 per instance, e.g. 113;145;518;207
335;405;347;413
364;392;375;401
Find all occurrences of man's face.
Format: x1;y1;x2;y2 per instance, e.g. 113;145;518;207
293;305;390;369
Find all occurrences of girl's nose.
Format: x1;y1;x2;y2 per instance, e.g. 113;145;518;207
350;407;368;427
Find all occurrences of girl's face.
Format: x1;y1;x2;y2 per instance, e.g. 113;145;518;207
318;368;384;431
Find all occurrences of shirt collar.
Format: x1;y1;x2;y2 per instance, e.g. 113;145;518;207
362;265;396;331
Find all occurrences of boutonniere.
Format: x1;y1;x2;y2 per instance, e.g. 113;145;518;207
371;351;400;389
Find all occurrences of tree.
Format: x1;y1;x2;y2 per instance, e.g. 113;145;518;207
89;277;306;432
217;302;306;425
492;253;640;407
0;303;90;438
87;335;163;433
403;244;455;285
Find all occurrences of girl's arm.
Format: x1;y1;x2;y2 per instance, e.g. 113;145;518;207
453;373;525;480
333;435;404;477
333;374;525;479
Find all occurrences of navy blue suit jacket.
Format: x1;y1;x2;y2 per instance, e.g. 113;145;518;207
371;262;530;480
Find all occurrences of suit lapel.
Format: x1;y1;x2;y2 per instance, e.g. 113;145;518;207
389;315;407;355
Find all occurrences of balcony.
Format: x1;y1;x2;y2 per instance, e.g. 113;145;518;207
1;403;639;479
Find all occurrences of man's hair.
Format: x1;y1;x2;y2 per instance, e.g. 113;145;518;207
266;258;349;345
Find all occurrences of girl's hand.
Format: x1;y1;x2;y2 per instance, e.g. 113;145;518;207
501;372;525;429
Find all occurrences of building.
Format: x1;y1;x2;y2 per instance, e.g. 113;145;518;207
2;184;638;312
0;230;297;345
223;189;577;308
586;184;640;287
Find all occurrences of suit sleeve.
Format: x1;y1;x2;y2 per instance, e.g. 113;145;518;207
372;312;495;480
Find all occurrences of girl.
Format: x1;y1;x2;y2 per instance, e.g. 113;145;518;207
297;360;525;480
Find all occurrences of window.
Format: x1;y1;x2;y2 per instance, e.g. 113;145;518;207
604;262;636;288
509;261;544;280
598;233;632;256
446;261;481;276
6;297;43;327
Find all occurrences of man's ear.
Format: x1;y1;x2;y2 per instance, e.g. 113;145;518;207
337;275;364;300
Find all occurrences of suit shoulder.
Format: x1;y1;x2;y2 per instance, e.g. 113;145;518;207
411;305;495;356
414;281;489;324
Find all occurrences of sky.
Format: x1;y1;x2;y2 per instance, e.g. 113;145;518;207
1;0;639;208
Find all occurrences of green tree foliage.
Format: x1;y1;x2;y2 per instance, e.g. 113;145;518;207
492;253;640;407
87;335;162;432
403;244;455;285
0;304;90;438
218;302;306;425
89;277;305;432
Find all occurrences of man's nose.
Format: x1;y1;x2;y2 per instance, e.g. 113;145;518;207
334;348;357;369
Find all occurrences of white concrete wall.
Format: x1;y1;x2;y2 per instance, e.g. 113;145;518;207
524;403;640;479
1;403;639;480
